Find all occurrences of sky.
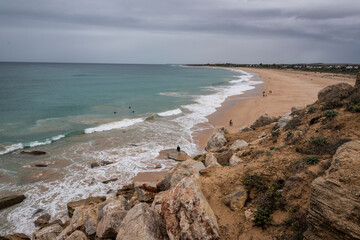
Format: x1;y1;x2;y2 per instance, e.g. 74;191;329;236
0;0;360;64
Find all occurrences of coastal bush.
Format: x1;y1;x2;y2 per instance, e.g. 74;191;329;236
321;99;343;110
307;107;317;113
280;211;307;240
284;117;301;130
193;154;205;160
241;174;267;192
269;146;275;150
254;207;272;228
272;130;281;137
324;110;338;119
309;136;327;146
346;91;360;112
303;156;320;165
309;116;321;125
266;151;272;156
286;131;293;140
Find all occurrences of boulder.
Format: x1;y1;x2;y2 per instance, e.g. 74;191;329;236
166;149;191;161
0;195;26;210
304;141;360;240
0;233;30;240
213;150;232;166
116;203;168;240
204;153;221;168
274;112;293;129
134;182;158;202
67;196;106;217
34;214;51;228
151;190;170;214
96;196;130;239
83;206;98;236
291;106;305;113
64;231;87;240
317;82;353;103
33;223;63;240
20;151;46;155
229;154;242;166
257;132;267;139
90;160;114;168
157;159;205;191
215;126;229;135
222;188;247;211
229;140;248;151
238;126;253;133
205;132;227;151
250;114;275;129
116;184;135;200
159;177;219;240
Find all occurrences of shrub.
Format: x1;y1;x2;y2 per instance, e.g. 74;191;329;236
286;130;293;139
269;146;275;150
254;207;272;228
324;110;338;119
307;107;317;113
193;154;205;160
284;117;301;130
304;156;320;165
309;116;321;125
266;151;272;156
272;130;280;137
321;99;343;110
309;136;327;146
241;174;267;192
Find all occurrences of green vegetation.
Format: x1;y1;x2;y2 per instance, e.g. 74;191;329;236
307;107;317;113
266;151;272;156
272;130;280;137
303;156;320;165
284;117;301;130
309;136;327;146
324;110;338;119
286;130;293;139
241;174;267;192
254;207;272;228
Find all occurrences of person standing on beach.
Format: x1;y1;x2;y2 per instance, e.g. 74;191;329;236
229;119;233;126
177;145;180;153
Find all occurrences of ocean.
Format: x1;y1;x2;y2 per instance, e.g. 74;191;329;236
0;63;260;235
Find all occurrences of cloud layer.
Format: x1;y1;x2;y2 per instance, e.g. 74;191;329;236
1;0;359;63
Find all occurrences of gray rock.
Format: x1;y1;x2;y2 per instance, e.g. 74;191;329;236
229;154;242;166
204;153;221;168
257;132;267;139
222;188;247;211
250;114;276;129
317;82;353;103
229;140;248;151
0;195;26;210
33;224;63;240
291;106;305;113
274;112;293;129
67;196;106;217
34;214;51;228
215;126;229;134
116;203;168;240
238;126;253;133
205;132;227;151
64;231;87;240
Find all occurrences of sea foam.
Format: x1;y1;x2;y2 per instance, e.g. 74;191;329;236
84;118;144;134
158;108;182;117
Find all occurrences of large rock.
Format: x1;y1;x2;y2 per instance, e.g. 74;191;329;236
222;188;247;211
116;203;168;240
229;154;242;166
250;114;275;129
238;126;253;133
33;224;63;240
0;233;30;240
229;140;248;151
34;214;51;228
159;177;219;240
204;153;221;168
134;182;158;202
151;190;170;214
67;196;106;217
64;231;87;240
274;112;293;129
116;184;135;200
96;196;130;239
157;159;205;191
205;132;227;151
167;150;191;161
317;82;353;103
0;195;26;210
304;141;360;240
215;126;229;134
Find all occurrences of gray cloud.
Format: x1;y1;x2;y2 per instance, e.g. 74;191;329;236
0;0;359;63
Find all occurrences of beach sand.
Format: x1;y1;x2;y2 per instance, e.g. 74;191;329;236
195;68;356;148
132;68;356;182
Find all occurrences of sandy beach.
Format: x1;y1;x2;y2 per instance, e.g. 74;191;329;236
196;67;356;148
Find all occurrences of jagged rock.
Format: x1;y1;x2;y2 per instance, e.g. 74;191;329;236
67;196;106;217
238;126;253;133
84;206;97;236
250;136;268;145
157;159;205;191
213;150;232;166
317;82;353;103
229;140;248;151
205;132;227;151
0;195;26;210
250;114;275;129
90;160;114;168
229;154;242;166
222;188;247;211
304;141;360;240
33;223;63;240
116;184;135;200
134;182;158;202
34;214;51;228
151;190;169;214
20;151;46;155
257;132;267;139
291;106;305;113
96;196;130;239
204;153;221;168
274;112;293;129
159;177;219;240
69;206;90;232
64;231;87;240
244;209;254;220
116;203;168;240
166;149;191;161
215;126;229;134
0;233;30;240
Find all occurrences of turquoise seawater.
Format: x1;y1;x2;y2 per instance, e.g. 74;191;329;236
0;63;260;235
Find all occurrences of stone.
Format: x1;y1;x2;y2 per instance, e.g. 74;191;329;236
215;126;229;134
205;132;227;151
238;126;253;133
250;114;275;129
134;182;158;202
90;160;114;168
116;203;168;240
229;140;248;151
33;223;63;240
229;154;242;166
213;150;232;166
34;214;51;228
84;206;98;236
116;184;135;200
204;153;221;168
244;209;253;220
222;188;247;211
0;233;30;240
64;231;87;240
291;106;305;113
0;195;26;210
102;178;118;184
20;151;46;155
151;190;170;214
303;141;360;240
67;196;106;217
157;159;205;191
317;82;353;103
257;132;267;139
274;112;293;129
159;177;219;240
166;149;191;161
96;196;130;239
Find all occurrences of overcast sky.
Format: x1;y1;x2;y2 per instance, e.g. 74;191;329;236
0;0;360;64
